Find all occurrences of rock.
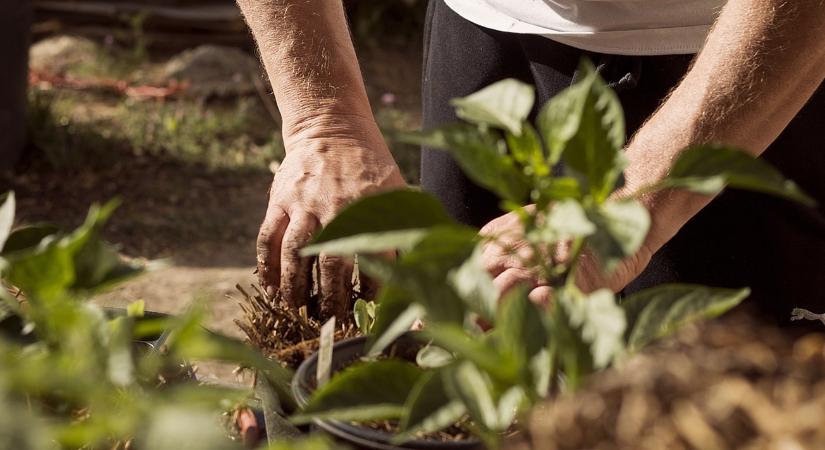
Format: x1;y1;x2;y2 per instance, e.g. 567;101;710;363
160;45;263;98
29;35;101;75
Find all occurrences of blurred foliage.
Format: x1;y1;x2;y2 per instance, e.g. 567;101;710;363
0;193;341;449
345;0;428;46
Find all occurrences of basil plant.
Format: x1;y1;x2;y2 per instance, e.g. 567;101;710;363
296;62;813;447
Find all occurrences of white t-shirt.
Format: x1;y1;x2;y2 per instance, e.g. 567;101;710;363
443;0;725;56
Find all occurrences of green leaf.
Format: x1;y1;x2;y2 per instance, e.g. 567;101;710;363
622;284;749;352
304;190;454;256
353;299;371;335
1;224;60;254
365;284;424;356
292;360;424;423
303;229;428;257
448;245;497;322
587;199;650;273
0;192;15;252
450;78;535;135
529;199;595;244
424;325;518;382
126;300;145;318
497;289;548;366
403;125;530;203
496;386;526;429
416;344;454;369
446;362;498;431
558;288;626;369
657;144;816;206
506;122;549;177
397;369;466;441
539;61;626;201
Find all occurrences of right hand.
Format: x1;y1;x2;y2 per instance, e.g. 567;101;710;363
256;116;406;320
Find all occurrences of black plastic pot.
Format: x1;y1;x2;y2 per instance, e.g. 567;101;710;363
290;334;482;450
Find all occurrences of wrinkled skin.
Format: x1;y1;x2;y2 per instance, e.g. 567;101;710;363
256;124;405;320
479;207;654;305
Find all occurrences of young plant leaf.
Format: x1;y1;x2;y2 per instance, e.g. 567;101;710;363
447;362;499;431
506;122;549;177
303;190;454;256
586;199;650;273
353;299;372;335
292;360;424;424
497;288;548;366
316;317;335;387
450;78;535;135
402;125;530;203
1;224;60;254
539;61;626;202
448;245;497;322
529;199;595;244
424;324;518;382
558;288;626;369
365;283;424;356
0;192;15;252
416;344;454;369
622;284;749;352
396;369;467;442
656;144;815;206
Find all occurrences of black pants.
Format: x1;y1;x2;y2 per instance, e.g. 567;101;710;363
420;1;825;319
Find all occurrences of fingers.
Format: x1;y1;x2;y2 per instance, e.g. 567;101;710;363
528;286;552;307
493;267;537;298
318;253;354;321
257;205;289;298
280;211;319;309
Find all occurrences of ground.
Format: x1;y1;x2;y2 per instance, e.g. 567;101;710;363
3;32;423;383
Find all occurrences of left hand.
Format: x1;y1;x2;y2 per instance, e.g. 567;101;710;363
479;208;654;305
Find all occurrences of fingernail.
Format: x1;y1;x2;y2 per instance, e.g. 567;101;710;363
265;285;276;299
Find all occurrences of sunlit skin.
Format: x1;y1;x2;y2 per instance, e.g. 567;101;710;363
236;0;406;319
239;0;825;312
481;0;825;304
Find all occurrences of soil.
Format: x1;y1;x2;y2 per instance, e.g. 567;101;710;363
233;283;359;368
517;306;825;450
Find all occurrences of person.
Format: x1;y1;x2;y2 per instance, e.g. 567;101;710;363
237;0;825;321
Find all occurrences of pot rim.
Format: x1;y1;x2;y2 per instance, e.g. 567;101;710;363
291;334;482;450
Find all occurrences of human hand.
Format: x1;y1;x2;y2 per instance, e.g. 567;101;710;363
479;207;654;305
257;117;406;320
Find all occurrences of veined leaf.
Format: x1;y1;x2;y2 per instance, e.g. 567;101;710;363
402;125;530;203
306;189;454;252
450;78;535;135
292;360;424;424
530;199;595;244
622;284;749;352
0;192;15;252
657;144;815;206
539;61;626;202
587;199;650;273
396;369;467;442
558;288;626;369
506;122;549;177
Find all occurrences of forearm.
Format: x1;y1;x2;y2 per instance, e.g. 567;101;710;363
623;0;825;252
236;0;376;145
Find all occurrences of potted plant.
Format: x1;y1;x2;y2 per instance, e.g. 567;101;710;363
280;61;812;449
